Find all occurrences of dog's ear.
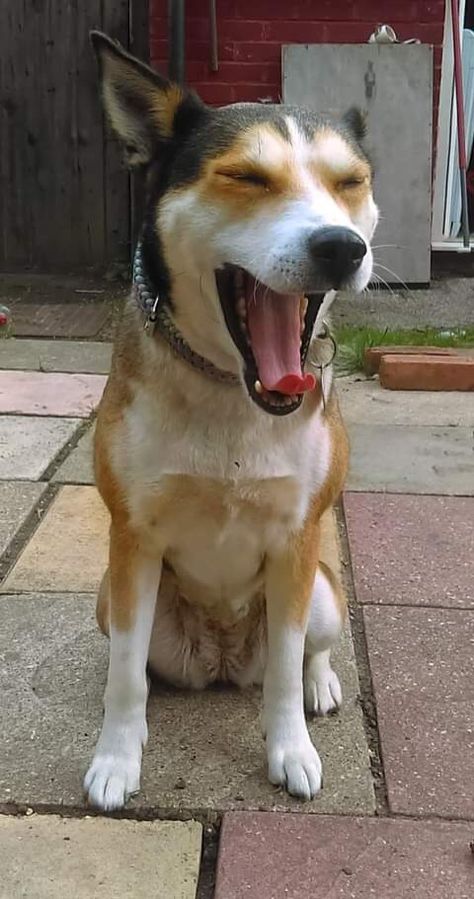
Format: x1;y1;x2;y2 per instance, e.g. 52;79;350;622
90;31;205;168
342;107;367;144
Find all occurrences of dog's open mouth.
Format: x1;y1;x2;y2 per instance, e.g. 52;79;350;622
216;265;324;415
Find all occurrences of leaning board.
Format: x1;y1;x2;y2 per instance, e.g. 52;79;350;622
282;44;433;284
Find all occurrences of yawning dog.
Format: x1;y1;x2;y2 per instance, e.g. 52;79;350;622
84;31;378;811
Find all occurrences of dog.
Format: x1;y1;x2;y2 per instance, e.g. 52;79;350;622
84;31;378;811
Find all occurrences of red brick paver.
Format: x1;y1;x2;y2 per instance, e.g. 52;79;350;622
344;493;474;608
215;813;474;898
379;354;474;391
364;605;474;818
364;345;461;375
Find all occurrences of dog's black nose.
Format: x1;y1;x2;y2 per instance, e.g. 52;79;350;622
308;227;367;286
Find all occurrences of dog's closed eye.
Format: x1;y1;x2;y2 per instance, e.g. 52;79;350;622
216;168;270;188
338;177;366;190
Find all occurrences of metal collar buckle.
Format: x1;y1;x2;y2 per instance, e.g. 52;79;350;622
144;296;160;334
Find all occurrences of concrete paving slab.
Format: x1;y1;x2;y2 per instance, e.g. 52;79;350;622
0;371;106;417
337;376;474;426
0;339;112;374
0;593;374;816
344;493;474;608
346;423;474;494
7;298;111;338
364;605;474;818
52;427;94;484
1;486;109;593
0;416;80;480
332;277;474;329
0;482;46;558
0;815;202;899
215;813;474;899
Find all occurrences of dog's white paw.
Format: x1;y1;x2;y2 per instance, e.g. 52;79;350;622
84;718;147;811
84;750;141;811
267;732;322;800
304;659;342;716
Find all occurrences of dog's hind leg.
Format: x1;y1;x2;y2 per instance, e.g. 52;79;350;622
303;561;346;716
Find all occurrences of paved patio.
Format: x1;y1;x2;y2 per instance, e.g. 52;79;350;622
0;341;473;897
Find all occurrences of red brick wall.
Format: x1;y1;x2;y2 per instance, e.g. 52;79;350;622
150;0;445;122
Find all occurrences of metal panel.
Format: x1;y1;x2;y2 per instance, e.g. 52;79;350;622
283;44;433;284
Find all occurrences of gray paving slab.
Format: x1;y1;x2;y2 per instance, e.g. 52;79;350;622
344;493;474;608
332;277;474;328
215;813;474;899
0;482;46;557
0;339;112;374
364;605;474;818
0;815;202;899
0;416;81;481
337;376;474;426
52;427;94;484
346;423;474;494
0;593;374;816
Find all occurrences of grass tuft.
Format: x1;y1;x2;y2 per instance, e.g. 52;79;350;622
334;325;474;376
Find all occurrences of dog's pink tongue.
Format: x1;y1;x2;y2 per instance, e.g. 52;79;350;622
246;286;315;395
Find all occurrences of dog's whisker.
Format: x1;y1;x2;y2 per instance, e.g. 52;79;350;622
373;261;413;297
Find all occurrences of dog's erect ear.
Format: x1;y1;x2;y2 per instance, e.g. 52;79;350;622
342;107;367;144
90;31;205;168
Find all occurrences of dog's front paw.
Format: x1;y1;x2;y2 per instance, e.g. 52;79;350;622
84;749;142;811
84;718;147;811
267;731;322;800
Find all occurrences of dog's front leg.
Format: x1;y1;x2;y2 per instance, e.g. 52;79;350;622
263;526;322;800
84;522;162;811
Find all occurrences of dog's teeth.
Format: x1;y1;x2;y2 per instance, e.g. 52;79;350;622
254;380;263;394
236;297;246;318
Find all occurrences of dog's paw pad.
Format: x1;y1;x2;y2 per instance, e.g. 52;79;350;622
84;754;141;811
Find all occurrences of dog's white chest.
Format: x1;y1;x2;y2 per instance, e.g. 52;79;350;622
119;385;331;607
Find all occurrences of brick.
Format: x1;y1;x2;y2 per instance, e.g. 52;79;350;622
397;22;444;42
186;60;279;84
379;354;474;391
230;84;279;102
262;21;327;41
364;345;464;375
232;41;282;62
344;493;474;608
417;0;446;21
215;813;474;899
216;19;268;41
322;23;378;44
195;83;236;105
349;1;419;21
364;605;474;818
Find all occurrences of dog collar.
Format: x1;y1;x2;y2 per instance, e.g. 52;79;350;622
132;241;336;392
133;242;240;385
